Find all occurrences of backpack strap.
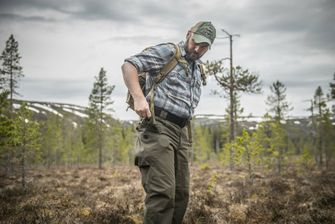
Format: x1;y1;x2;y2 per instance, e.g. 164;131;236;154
153;43;181;84
198;63;207;85
147;43;181;124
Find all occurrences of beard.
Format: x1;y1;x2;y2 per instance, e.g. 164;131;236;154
185;51;201;61
184;39;203;61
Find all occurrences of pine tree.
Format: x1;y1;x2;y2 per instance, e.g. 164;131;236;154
206;60;262;170
314;86;327;168
40;114;63;167
330;73;335;116
236;129;262;178
322;110;335;169
71;126;85;164
330;72;335;99
12;103;41;188
82;118;99;163
88;68;115;169
0;35;23;110
0;91;10;145
266;80;293;122
265;81;293;173
252;114;274;168
306;98;318;164
193;125;212;162
269;121;287;174
0;91;13;174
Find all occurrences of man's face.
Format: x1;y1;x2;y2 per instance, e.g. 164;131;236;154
185;32;210;61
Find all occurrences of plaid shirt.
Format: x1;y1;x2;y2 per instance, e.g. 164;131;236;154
125;41;202;119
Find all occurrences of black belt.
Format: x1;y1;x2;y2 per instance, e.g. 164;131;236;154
154;107;189;128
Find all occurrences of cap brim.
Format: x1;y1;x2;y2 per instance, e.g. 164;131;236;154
192;33;212;46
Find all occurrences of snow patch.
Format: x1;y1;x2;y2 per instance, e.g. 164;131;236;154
63;104;86;111
32;103;63;117
62;107;88;118
27;106;40;113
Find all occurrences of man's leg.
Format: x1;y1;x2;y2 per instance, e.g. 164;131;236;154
135;127;175;224
172;127;190;224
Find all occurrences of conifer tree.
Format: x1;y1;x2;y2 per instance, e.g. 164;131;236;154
81;118;99;163
269;121;286;174
330;73;335;116
40;114;63;167
12;103;40;188
236;129;262;178
330;72;335;99
266;80;293;122
193;125;212;162
206;60;262;170
0;91;13;173
265;81;293;173
0;35;23;110
70;126;85;164
322;110;334;169
306;98;318;163
252;114;274;167
87;68;115;169
118;127;131;163
313;86;328;168
0;91;11;146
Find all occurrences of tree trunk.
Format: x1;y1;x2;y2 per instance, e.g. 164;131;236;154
98;120;103;169
21;121;27;189
21;146;26;189
229;35;236;171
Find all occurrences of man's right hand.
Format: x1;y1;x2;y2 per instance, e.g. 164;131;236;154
122;62;152;119
134;96;152;119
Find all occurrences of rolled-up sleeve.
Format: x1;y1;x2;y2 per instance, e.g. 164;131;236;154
125;43;176;76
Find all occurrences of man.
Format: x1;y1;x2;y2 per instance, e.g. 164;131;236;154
121;21;216;224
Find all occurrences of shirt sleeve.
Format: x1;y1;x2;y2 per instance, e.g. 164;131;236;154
125;43;176;76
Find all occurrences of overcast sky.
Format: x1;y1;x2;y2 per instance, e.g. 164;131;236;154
0;0;334;120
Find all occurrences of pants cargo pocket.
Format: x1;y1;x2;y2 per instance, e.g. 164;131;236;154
135;129;171;194
134;130;160;193
135;150;151;193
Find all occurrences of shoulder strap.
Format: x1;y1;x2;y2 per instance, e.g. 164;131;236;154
198;63;207;85
154;43;181;84
147;43;181;124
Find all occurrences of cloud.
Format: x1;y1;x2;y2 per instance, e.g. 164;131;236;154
0;13;56;23
20;77;91;101
0;0;334;120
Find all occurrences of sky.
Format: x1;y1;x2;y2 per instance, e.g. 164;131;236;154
0;0;334;120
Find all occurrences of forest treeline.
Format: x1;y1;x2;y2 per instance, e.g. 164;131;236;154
1;35;334;188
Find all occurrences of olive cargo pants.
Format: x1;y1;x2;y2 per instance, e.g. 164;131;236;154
135;117;191;224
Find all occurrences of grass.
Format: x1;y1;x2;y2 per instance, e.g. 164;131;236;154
0;165;334;224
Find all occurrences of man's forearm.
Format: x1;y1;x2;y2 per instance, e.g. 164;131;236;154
122;62;151;118
121;62;145;100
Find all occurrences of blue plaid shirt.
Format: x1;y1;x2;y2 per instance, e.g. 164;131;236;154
125;41;203;119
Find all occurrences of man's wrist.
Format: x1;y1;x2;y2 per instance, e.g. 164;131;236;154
132;93;146;102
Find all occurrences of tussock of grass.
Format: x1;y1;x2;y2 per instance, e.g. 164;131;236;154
0;166;334;224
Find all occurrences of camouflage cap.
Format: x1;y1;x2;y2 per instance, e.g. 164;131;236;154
190;21;216;47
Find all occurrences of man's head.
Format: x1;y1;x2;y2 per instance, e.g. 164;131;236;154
185;21;216;61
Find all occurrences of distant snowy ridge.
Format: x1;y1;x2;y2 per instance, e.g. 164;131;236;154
32;103;64;118
62;107;88;118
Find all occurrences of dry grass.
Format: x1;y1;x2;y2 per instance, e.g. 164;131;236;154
0;165;334;224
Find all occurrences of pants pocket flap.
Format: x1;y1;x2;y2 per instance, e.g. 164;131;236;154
135;152;150;167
